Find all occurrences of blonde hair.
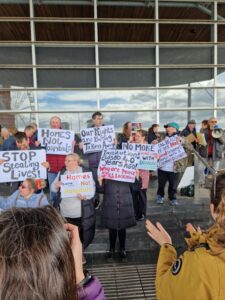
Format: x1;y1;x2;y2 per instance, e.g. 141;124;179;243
66;153;83;166
25;178;46;192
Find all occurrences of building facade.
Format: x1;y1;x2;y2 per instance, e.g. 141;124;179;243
0;0;225;132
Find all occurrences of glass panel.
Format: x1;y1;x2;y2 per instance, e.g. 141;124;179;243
0;4;29;16
36;47;95;65
218;46;225;64
159;111;187;131
0;22;30;41
99;90;156;110
218;3;225;19
0;69;33;87
159;89;188;108
0;112;36;131
189;88;214;107
99;47;155;65
37;69;96;88
159;24;211;42
159;47;213;65
35;23;94;42
37;91;97;111
217;110;225;129
98;24;154;42
0;46;32;64
159;1;212;20
100;69;155;88
217;89;225;107
217;69;225;86
160;68;214;87
190;110;214;126
0;89;35;111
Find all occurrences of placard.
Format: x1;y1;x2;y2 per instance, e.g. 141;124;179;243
60;172;95;198
0;149;47;182
158;135;187;168
38;128;74;155
122;143;158;171
98;149;140;183
80;125;115;154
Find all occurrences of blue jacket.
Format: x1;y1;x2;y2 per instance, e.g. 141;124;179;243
0;136;16;151
0;190;49;210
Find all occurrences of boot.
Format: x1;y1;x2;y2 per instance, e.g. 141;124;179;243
107;249;115;263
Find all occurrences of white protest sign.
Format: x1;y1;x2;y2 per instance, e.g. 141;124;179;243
98;149;140;183
38;128;74;155
60;172;95;198
122;143;158;171
158;135;187;168
80;125;115;154
0;149;47;182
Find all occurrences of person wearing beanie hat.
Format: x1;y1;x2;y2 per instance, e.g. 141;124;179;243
181;120;197;149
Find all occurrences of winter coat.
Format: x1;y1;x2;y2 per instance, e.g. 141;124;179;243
156;227;225;300
78;276;105;300
0;190;48;210
180;126;197;148
202;128;225;161
53;166;96;249
0;136;16;151
101;179;136;230
147;132;158;144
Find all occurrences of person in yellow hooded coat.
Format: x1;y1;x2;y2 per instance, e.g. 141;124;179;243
146;172;225;300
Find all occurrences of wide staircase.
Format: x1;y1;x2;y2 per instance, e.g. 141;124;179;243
85;181;212;300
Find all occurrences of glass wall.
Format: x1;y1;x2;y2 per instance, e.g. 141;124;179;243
0;0;225;132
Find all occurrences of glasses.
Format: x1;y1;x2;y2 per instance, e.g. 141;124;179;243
210;120;217;124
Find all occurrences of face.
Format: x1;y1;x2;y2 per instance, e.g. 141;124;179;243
135;132;144;144
188;124;195;131
201;123;208;129
19;180;33;198
208;118;218;130
25;128;34;138
50;117;61;129
92;115;103;127
166;126;177;136
65;155;79;171
16;138;29;150
153;126;159;133
1;129;9;139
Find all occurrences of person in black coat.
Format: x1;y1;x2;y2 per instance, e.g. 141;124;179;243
147;124;160;144
180;120;198;148
99;177;136;262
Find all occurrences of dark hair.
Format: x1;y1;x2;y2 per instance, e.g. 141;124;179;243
148;124;159;134
201;120;208;126
14;131;28;143
92;111;103;119
209;173;225;250
0;206;77;300
122;121;131;139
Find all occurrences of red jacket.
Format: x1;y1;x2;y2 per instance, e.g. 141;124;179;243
46;154;66;173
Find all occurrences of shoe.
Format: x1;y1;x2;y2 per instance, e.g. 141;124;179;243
136;214;145;221
170;199;179;206
156;195;164;204
120;250;127;262
107;249;115;263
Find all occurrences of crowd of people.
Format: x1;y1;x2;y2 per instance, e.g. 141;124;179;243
0;112;225;299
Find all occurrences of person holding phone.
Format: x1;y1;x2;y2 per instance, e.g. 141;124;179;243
146;172;225;300
0;206;105;300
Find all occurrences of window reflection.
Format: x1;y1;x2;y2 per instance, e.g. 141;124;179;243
37;91;97;110
100;90;156;110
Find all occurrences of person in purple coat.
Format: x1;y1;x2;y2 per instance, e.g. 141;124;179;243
0;206;105;300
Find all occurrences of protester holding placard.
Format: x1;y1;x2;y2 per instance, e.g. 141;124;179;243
51;153;96;250
0;178;48;210
156;122;188;206
131;129;150;221
180;120;198;149
38;116;68;205
0;132;49;195
99;176;136;262
117;121;133;148
80;112;105;209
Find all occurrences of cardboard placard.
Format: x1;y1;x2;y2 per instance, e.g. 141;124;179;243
0;149;47;182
